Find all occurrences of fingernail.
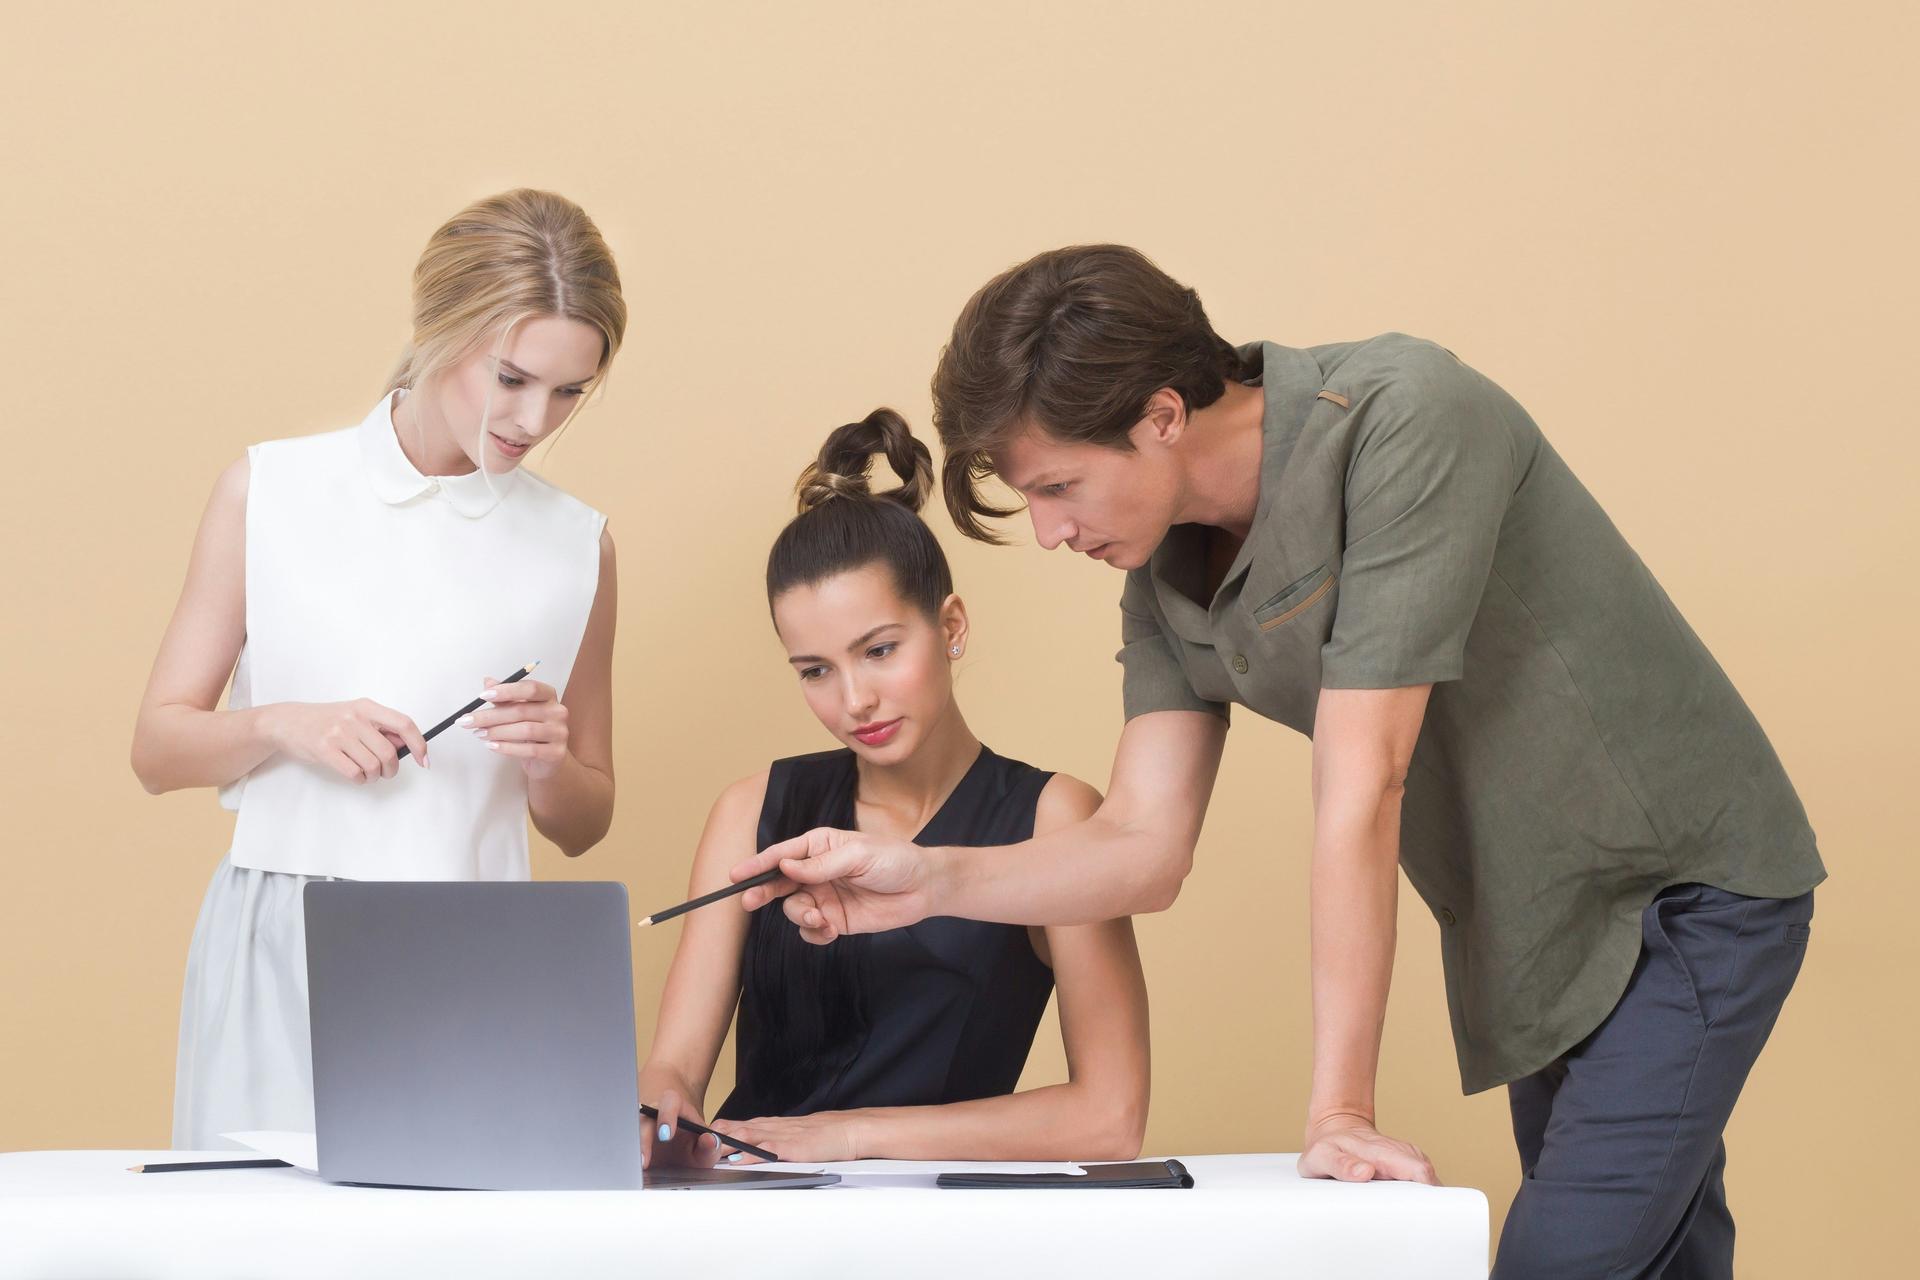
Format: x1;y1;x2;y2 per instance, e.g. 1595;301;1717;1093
658;1124;671;1141
456;715;474;726
472;728;488;738
726;1153;742;1163
480;689;499;701
487;742;501;751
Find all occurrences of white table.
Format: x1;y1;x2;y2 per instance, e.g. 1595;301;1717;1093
0;1150;1488;1278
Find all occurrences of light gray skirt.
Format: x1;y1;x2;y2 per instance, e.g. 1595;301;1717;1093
172;854;344;1150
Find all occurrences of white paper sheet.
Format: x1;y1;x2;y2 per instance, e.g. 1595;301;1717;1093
210;1140;1089;1187
221;1130;318;1174
746;1158;1087;1188
782;1159;1084;1176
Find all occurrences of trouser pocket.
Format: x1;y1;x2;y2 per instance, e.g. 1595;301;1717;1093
1645;884;1813;1031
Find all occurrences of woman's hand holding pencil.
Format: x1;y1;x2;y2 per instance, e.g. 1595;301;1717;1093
638;1059;785;1166
455;666;571;780
255;664;552;784
262;699;432;782
638;1069;730;1170
703;1111;858;1166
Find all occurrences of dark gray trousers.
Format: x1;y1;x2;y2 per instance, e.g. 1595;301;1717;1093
1491;883;1815;1279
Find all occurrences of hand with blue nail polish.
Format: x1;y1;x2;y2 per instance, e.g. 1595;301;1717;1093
638;1073;721;1172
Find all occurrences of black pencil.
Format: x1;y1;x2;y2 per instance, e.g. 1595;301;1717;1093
397;660;540;760
640;1104;781;1162
636;867;784;929
128;1158;292;1173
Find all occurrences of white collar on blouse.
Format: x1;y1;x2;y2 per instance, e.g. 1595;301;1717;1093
357;391;519;518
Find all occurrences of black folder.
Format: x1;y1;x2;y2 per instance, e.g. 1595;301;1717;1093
936;1158;1194;1189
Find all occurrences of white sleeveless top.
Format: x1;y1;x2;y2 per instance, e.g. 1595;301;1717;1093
220;393;606;881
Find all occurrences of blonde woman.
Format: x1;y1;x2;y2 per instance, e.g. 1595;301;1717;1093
132;190;625;1149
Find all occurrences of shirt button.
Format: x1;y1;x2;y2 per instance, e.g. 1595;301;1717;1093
1439;908;1457;927
1231;654;1249;675
426;479;441;494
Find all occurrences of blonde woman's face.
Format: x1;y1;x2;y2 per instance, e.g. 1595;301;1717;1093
437;314;605;473
772;564;967;764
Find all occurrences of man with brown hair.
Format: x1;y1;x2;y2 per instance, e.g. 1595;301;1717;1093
736;244;1823;1276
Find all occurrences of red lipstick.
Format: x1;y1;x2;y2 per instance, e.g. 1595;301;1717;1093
852;718;902;747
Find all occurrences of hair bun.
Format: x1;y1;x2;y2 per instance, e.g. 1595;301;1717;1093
795;408;934;516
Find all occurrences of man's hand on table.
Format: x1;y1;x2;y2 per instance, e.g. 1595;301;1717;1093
1299;1111;1440;1184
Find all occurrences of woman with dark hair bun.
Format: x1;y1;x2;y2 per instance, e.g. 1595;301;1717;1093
637;408;1150;1168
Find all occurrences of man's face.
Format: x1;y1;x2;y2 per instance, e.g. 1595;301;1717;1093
992;417;1184;572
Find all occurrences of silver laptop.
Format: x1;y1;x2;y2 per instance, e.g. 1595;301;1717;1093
304;881;837;1191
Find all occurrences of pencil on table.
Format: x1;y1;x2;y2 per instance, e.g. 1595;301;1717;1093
129;1158;291;1173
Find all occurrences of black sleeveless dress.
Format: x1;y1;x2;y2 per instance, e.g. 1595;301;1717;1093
716;745;1057;1120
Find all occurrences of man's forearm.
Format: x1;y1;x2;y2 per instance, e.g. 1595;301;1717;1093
1305;791;1403;1125
929;709;1226;926
934;807;1195;926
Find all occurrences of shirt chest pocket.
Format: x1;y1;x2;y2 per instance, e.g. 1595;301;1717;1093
1237;564;1340;730
1251;564;1339;633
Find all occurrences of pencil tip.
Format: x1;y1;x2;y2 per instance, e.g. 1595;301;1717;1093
636;918;652;928
127;1165;141;1173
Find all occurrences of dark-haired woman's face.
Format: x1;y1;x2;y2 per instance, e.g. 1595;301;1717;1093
772;564;965;764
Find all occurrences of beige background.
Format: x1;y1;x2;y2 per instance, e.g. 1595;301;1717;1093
2;1;1913;1270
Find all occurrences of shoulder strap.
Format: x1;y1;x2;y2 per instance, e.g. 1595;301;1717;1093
755;750;857;852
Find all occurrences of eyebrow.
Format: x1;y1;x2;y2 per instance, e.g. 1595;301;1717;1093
994;453;1069;493
1004;471;1062;496
787;622;906;665
496;358;589;388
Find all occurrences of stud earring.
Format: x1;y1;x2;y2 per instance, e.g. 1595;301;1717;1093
950;646;961;656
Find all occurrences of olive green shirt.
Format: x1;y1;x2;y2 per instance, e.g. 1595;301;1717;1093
1118;334;1825;1093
